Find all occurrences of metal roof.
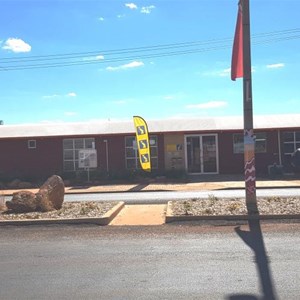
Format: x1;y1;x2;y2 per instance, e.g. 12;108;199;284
0;114;300;139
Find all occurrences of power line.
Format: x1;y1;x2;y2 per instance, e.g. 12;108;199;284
1;28;300;71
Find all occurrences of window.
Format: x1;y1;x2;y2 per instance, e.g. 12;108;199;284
283;131;300;155
28;140;36;149
125;136;158;169
63;138;95;171
233;132;267;154
255;133;267;153
233;134;244;154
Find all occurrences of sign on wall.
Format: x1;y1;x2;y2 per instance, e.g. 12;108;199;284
78;149;97;169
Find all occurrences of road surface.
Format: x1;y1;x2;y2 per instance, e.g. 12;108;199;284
1;222;300;299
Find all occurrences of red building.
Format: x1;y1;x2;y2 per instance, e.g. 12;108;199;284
0;114;299;182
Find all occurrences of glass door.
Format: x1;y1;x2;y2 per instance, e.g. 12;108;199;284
185;134;218;174
186;136;201;173
202;135;217;173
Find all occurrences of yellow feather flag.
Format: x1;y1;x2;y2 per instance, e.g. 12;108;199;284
133;116;151;172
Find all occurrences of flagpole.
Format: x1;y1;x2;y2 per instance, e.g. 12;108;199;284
242;0;258;213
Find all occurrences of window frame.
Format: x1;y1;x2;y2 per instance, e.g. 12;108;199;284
63;138;95;171
28;140;36;149
125;135;158;170
283;131;300;156
233;132;267;154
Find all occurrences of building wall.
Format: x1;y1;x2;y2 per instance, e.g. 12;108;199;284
0;137;63;181
0;129;288;181
218;132;244;174
95;133;165;175
95;136;125;174
256;130;280;174
157;134;165;171
218;130;280;175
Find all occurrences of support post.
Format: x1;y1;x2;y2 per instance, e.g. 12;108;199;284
242;0;257;213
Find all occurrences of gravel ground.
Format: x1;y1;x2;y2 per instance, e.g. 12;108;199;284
1;196;300;221
0;201;118;220
170;196;300;216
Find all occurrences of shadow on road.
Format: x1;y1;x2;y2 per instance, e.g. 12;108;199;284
226;202;277;300
128;183;149;192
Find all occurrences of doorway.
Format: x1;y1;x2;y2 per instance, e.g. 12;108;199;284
185;134;219;174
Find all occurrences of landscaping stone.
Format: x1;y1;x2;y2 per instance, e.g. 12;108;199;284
36;175;65;211
6;191;38;213
5;175;65;213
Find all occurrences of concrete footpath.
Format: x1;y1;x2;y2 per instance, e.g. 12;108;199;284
1;176;300;196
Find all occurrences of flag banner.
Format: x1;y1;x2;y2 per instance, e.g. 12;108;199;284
231;0;243;81
133;116;151;172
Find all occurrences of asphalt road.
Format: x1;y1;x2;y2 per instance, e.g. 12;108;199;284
1;222;300;299
64;188;300;204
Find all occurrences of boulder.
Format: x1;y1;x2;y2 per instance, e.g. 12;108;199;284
36;175;65;212
6;191;38;213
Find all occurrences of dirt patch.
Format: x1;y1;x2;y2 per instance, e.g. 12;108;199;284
109;204;166;226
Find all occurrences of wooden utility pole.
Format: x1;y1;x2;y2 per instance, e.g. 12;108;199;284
241;0;258;213
232;0;258;213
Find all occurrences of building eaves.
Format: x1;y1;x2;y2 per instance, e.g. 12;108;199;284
0;114;299;139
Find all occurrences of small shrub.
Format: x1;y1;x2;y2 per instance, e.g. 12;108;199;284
183;200;192;215
227;202;241;213
208;194;218;205
205;208;213;214
266;196;281;202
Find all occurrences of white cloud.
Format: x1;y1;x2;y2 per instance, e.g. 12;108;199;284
141;5;155;14
83;55;104;61
266;63;285;69
218;68;231;77
202;66;256;78
106;61;144;71
201;68;230;77
186;101;228;109
43;92;77;99
42;94;60;99
125;3;138;9
117;14;125;18
2;38;31;53
98;17;105;21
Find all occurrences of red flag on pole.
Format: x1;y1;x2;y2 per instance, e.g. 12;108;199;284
231;1;243;81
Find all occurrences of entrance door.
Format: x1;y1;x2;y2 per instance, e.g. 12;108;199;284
185;134;218;174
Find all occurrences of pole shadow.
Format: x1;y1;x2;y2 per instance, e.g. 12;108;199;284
226;202;277;300
128;183;149;192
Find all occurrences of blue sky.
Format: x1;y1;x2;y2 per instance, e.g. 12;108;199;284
1;0;300;125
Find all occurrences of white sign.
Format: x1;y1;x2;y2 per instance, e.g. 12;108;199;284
78;149;97;169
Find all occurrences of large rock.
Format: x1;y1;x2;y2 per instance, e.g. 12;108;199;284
36;175;65;212
6;191;38;213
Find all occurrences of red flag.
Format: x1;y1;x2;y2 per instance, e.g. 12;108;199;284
231;1;243;81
